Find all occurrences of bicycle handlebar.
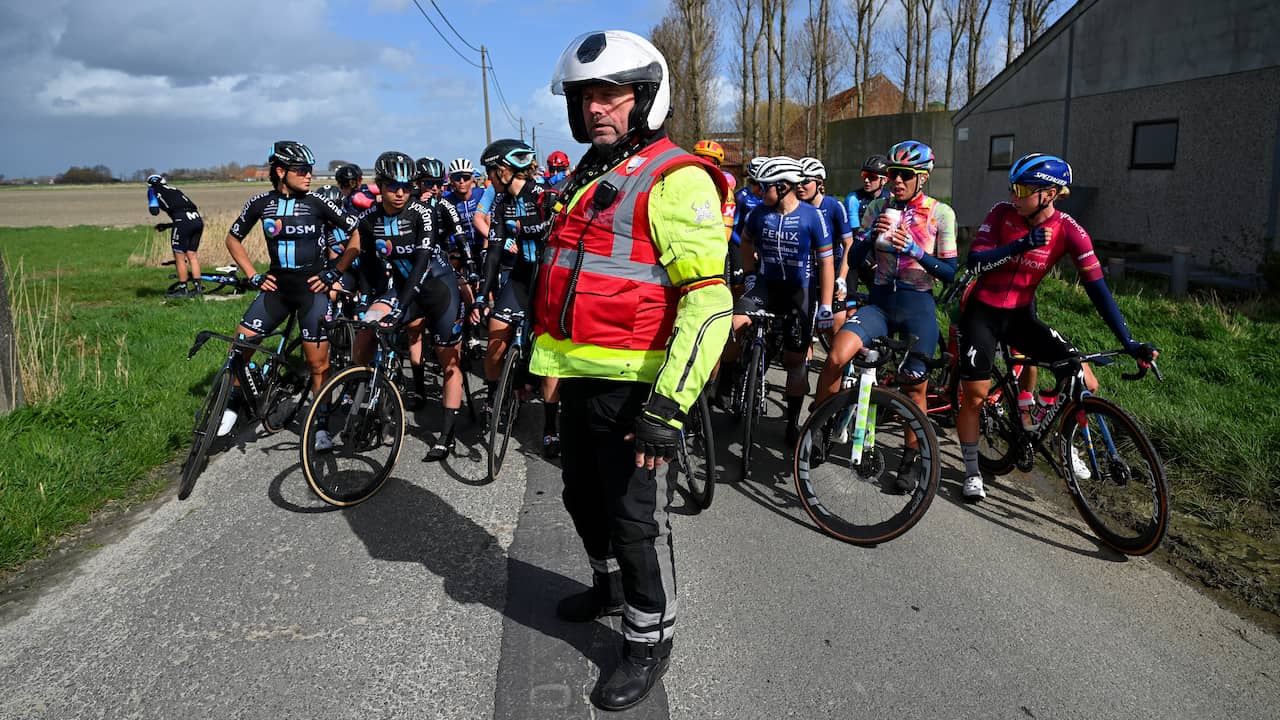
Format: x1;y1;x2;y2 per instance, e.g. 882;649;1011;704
1041;348;1163;383
186;330;288;362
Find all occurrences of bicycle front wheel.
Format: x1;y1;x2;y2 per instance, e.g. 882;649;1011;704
977;383;1019;475
678;393;716;511
179;368;231;500
794;385;940;545
1056;396;1169;555
739;343;763;481
301;365;405;507
487;346;522;482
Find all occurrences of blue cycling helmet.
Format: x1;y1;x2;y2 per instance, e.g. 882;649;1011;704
313;184;342;204
146;174;164;186
1009;153;1072;187
887;140;935;171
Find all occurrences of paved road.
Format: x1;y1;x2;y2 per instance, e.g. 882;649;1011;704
2;377;1277;719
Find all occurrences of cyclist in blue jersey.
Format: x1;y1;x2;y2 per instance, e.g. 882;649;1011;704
354;151;466;461
335;163;377;213
844;154;890;290
730;156;835;444
443;157;488;266
544;150;571;187
469;139;562;457
147;175;204;298
221;141;362;449
815;140;958;490
725;156;765;290
797;157;854;332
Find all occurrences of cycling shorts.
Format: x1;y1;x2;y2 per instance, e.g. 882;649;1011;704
241;273;328;343
839;285;937;381
957;299;1077;381
368;276;463;348
733;277;815;354
170;217;204;254
491;265;535;326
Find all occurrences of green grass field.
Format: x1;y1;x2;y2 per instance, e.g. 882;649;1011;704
1;225;1278;611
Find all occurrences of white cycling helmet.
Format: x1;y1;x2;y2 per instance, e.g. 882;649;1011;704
744;157;770;181
799;156;826;180
753;156;804;185
551;30;670;144
447;157;475;176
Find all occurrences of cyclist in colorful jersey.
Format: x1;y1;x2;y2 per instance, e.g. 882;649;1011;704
844;154;890;290
796;157;853;331
955;153;1158;502
353;151;466;462
815;140;958;490
544;150;571;187
731;155;835;444
221;141;362;448
693;139;738;244
469;139;562;457
147;175;205;298
335;163;377;212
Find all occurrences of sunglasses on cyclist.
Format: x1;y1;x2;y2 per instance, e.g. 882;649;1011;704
861;171;887;181
886;167;918;182
382;181;413;193
1009;182;1052;199
450;173;473;182
421;180;443;189
288;164;314;176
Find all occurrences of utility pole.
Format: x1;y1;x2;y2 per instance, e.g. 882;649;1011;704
481;45;492;144
519;117;525;142
532;126;538;159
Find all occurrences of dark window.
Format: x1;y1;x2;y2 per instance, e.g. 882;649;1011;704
989;135;1015;170
1131;120;1177;169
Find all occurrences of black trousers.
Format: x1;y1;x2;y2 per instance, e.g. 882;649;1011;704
558;377;676;643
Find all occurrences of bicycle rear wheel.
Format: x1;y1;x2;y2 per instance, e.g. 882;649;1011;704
678;393;716;510
1056;396;1169;555
977;382;1019;475
739;343;763;481
487;346;522;482
301;365;405;507
794;385;940;545
179;368;231;500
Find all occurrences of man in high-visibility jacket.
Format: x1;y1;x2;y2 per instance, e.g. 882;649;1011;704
531;29;732;711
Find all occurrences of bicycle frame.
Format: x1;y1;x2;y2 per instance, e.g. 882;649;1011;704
188;313;300;419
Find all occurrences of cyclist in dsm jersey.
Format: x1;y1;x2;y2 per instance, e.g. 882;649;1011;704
815;140;958;491
955;153;1159;502
221;140;362;448
469;138;562;458
354;151;466;462
844;154;890;290
796;157;854;332
335;163;377;213
147;174;205;298
730;155;836;445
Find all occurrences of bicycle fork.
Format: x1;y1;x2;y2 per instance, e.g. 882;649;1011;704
834;361;879;462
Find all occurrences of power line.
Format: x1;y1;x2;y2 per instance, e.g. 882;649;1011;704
409;0;482;68
486;58;521;130
429;0;481;53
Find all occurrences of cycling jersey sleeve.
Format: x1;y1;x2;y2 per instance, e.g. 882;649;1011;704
812;207;833;260
228;194;268;240
647;165;733;422
477;185;496;215
966;204;1023;272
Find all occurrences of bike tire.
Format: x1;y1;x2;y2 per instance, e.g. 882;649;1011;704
487;346;522;482
203;278;232;295
261;365;307;434
679;393;716;510
793;385;940;545
740;343;763;481
301;366;404;507
977;382;1019;475
1055;396;1170;556
179;368;232;500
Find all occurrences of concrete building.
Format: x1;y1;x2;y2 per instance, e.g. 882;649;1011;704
951;0;1280;276
826;110;955;202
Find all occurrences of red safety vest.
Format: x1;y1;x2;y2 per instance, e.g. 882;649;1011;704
534;137;730;351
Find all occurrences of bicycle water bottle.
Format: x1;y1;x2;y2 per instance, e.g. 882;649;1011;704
1033;391;1058;427
1018;391;1038;431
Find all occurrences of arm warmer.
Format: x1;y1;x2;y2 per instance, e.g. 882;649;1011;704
1083;277;1134;348
966;239;1028;273
915;252;958;285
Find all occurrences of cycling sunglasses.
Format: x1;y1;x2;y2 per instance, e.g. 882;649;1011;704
421;180;443;189
886;167;919;182
861;170;887;181
382;180;413;193
450;173;474;182
288;164;314;176
1009;182;1052;199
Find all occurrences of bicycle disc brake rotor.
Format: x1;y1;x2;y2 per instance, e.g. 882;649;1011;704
851;447;886;482
1015;442;1035;472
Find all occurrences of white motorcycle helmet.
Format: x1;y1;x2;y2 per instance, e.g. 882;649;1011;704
551;30;670;145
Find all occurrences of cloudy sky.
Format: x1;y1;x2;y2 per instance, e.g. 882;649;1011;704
0;0;707;179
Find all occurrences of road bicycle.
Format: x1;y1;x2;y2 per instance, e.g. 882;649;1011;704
733;309;787;481
299;318;406;507
163;261;247;296
487;309;532;482
180;313;308;500
674;391;716;511
974;345;1169;555
793;335;941;545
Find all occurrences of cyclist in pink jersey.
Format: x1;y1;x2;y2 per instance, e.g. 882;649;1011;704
955;153;1158;502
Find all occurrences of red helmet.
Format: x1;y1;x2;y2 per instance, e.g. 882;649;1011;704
547;150;570;170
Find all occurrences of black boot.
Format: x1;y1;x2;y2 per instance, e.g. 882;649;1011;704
556;571;623;622
597;638;673;711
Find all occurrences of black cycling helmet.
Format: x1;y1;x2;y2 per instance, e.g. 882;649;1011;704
374;151;416;184
269;140;315;167
146;174;165;186
416;157;445;182
313;184;342;204
480;139;536;171
334;163;362;186
861;154;889;175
